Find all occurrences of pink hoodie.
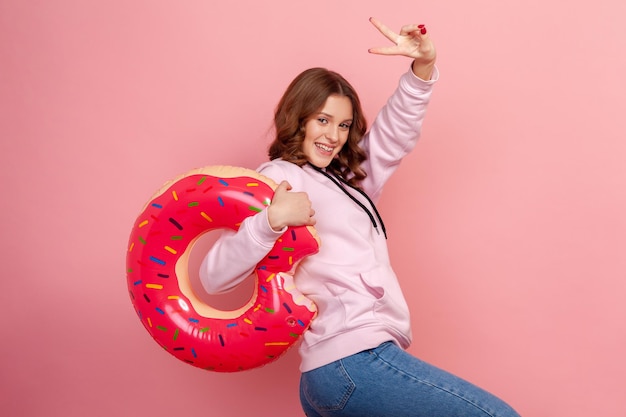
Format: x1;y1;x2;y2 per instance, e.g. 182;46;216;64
201;66;438;372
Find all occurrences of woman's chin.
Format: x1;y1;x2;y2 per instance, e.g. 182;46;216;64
308;159;331;169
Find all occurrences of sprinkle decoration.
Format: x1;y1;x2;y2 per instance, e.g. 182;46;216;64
126;166;319;372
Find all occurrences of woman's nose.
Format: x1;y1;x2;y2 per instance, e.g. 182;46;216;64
325;124;340;142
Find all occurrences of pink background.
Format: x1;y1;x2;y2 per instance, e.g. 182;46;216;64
2;1;625;416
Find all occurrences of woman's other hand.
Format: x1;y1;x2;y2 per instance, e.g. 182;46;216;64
267;181;316;231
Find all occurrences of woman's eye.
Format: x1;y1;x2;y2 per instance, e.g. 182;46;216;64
318;118;328;124
339;123;351;129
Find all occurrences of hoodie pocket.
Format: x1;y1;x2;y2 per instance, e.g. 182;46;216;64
359;265;412;341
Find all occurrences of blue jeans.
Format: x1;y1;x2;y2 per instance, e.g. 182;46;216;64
299;342;520;417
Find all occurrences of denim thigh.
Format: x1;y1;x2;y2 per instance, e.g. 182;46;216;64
300;358;356;415
299;342;520;417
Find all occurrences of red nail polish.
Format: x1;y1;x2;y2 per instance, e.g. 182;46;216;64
420;27;427;34
418;24;425;28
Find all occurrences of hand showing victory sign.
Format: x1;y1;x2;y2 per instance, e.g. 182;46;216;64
368;17;437;80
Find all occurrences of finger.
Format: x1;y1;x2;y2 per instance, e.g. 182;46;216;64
276;180;292;192
368;45;403;56
369;17;399;44
399;24;420;36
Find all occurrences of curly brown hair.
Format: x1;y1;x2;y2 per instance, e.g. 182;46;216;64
268;68;368;187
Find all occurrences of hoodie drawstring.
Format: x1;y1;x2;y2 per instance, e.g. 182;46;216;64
307;163;387;239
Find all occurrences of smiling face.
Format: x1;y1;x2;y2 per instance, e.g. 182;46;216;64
302;94;353;168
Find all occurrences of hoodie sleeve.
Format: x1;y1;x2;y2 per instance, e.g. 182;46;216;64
360;66;439;202
199;163;289;294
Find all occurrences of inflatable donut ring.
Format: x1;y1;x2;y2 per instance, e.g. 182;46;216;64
126;166;319;372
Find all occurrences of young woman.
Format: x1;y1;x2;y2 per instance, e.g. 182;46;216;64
201;17;521;417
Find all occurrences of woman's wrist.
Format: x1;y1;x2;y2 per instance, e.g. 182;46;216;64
411;60;436;81
266;206;287;232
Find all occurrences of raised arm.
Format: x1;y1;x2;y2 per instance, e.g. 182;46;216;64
360;18;439;200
